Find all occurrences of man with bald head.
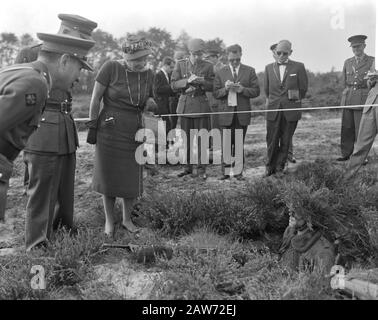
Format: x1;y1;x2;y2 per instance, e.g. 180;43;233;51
264;40;308;177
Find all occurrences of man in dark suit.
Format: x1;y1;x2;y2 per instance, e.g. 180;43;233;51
213;44;260;180
264;40;308;177
270;43;296;164
154;56;176;137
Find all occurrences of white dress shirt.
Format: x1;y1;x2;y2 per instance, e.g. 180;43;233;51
229;64;241;80
161;68;170;83
278;60;289;82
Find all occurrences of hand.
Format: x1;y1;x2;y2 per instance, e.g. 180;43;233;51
187;74;197;84
225;80;236;91
145;97;158;113
86;128;97;145
367;79;377;88
235;84;244;93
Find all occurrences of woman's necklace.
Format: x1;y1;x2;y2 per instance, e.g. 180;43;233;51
124;63;149;107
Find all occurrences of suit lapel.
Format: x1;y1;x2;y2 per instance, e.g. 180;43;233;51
282;60;293;83
236;64;245;82
273;62;281;84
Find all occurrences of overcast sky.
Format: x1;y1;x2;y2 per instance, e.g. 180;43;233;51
0;0;375;72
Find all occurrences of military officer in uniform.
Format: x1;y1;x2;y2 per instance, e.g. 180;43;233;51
0;55;50;223
338;35;375;161
22;14;97;251
171;38;215;179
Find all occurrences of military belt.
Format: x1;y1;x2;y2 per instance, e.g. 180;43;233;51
347;84;368;90
0;139;20;161
183;90;206;97
44;102;72;114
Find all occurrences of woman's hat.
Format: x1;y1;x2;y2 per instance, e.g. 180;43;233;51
122;35;152;61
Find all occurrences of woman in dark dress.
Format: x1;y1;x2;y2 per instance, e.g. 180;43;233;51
87;35;156;236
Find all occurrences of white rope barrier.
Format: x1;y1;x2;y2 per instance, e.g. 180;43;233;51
73;103;378;122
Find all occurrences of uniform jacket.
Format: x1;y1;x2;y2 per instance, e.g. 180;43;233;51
25;89;78;155
171;58;214;118
0;61;50;154
341;54;375;109
213;63;260;126
264;60;308;122
154;70;175;115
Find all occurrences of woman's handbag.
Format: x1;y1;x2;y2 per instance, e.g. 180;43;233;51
85;119;99;145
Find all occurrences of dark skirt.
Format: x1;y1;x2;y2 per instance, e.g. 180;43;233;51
92;106;143;198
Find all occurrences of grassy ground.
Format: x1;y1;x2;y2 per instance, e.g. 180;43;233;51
1;110;378;300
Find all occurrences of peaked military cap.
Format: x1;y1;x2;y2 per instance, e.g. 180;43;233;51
348;35;367;47
187;38;205;52
37;13;97;71
58;14;97;40
174;50;187;60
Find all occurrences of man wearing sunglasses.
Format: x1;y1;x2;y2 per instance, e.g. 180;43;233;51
214;44;260;180
264;40;308;177
337;35;375;162
270;43;296;165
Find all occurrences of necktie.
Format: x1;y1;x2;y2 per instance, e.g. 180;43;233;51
356;58;361;65
232;67;237;82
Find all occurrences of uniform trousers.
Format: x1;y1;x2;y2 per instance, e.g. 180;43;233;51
180;116;210;173
0;153;13;221
266;112;298;171
0;180;8;221
341;108;363;158
347;105;378;176
24;152;75;251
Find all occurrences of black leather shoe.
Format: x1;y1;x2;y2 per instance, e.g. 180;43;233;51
234;174;245;181
177;170;192;177
362;159;369;166
264;168;275;177
287;156;296;164
219;175;230;180
337;156;350;162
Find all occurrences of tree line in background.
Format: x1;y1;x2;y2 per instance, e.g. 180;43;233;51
0;28;344;107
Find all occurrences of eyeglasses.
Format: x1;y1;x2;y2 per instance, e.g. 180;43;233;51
229;58;241;63
276;51;289;56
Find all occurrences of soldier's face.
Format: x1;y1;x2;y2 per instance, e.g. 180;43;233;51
127;56;148;71
190;51;203;63
59;55;82;90
352;44;366;57
228;52;241;69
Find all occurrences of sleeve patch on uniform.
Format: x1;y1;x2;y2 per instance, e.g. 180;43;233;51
25;93;37;106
